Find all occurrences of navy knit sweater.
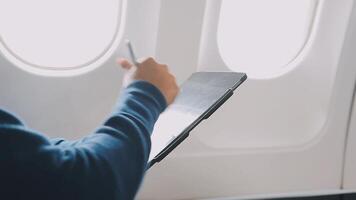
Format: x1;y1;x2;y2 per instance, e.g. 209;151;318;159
0;81;167;200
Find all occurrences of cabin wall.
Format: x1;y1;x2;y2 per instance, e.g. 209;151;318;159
138;0;356;199
0;0;161;140
1;0;356;199
343;9;356;186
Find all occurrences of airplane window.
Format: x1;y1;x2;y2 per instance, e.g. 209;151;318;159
218;0;317;78
0;0;125;75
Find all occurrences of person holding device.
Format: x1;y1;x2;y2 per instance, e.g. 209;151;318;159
0;53;179;200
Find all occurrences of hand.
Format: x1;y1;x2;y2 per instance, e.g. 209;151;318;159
118;57;179;105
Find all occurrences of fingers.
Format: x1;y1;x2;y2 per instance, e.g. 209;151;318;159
117;58;133;70
119;57;156;69
118;57;168;71
160;64;169;71
138;57;157;65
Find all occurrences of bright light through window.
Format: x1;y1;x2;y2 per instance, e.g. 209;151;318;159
218;0;317;78
0;0;125;76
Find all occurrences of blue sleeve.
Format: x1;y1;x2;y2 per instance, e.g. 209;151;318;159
0;81;167;200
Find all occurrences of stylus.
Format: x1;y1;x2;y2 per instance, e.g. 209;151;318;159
125;39;140;67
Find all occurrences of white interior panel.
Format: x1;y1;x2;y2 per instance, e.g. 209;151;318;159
154;0;206;85
1;0;356;199
197;0;351;149
344;96;356;190
138;0;356;199
343;6;356;187
0;0;161;139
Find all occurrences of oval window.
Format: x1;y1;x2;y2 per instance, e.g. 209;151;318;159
218;0;317;78
0;0;125;76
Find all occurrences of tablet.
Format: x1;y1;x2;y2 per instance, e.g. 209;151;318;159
148;72;247;168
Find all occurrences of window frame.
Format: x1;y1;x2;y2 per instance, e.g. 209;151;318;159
0;0;127;76
216;0;320;79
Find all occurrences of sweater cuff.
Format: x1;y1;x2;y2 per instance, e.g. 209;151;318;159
126;80;168;112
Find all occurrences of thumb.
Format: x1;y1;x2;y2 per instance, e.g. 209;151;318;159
117;58;133;70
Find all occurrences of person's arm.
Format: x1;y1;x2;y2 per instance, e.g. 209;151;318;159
47;57;177;200
0;57;178;200
0;80;166;200
0;109;25;126
50;80;167;200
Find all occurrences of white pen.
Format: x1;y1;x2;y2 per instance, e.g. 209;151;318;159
125;39;140;67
